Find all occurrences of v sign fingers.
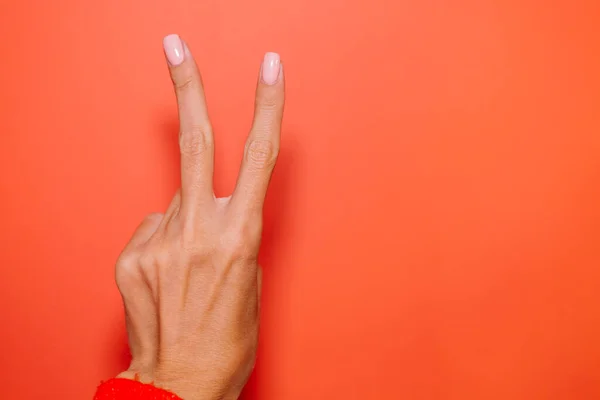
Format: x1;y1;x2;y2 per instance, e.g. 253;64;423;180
113;38;286;400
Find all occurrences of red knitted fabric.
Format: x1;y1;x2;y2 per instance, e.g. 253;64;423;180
94;378;182;400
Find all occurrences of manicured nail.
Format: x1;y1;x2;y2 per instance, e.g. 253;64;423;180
262;52;281;85
163;34;184;66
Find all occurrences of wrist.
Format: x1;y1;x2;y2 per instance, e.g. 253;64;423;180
95;378;182;400
115;369;229;400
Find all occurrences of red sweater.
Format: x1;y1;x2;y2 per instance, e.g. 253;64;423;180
94;378;182;399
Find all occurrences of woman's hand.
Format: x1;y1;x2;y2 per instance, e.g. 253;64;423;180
114;34;284;400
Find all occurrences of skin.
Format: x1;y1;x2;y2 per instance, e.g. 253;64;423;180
114;38;284;400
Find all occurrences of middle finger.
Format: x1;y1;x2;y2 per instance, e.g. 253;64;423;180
163;34;215;211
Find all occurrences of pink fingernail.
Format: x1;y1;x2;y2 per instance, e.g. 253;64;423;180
163;34;184;66
262;52;281;85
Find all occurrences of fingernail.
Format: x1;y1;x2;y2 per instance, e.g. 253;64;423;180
262;52;281;85
163;34;184;66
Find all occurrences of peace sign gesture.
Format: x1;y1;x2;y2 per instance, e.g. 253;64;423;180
114;34;284;400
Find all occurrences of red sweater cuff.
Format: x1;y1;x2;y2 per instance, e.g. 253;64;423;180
94;378;182;400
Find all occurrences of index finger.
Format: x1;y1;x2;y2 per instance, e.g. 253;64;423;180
231;52;285;215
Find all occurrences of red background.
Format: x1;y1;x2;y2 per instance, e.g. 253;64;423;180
1;0;599;398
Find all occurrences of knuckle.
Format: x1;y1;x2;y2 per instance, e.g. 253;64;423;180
245;139;278;170
138;250;162;270
145;212;164;222
115;251;141;291
138;244;173;277
173;74;195;91
256;95;281;112
179;220;205;248
221;229;257;261
179;127;213;157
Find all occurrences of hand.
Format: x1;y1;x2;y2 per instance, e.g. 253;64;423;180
114;34;284;400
